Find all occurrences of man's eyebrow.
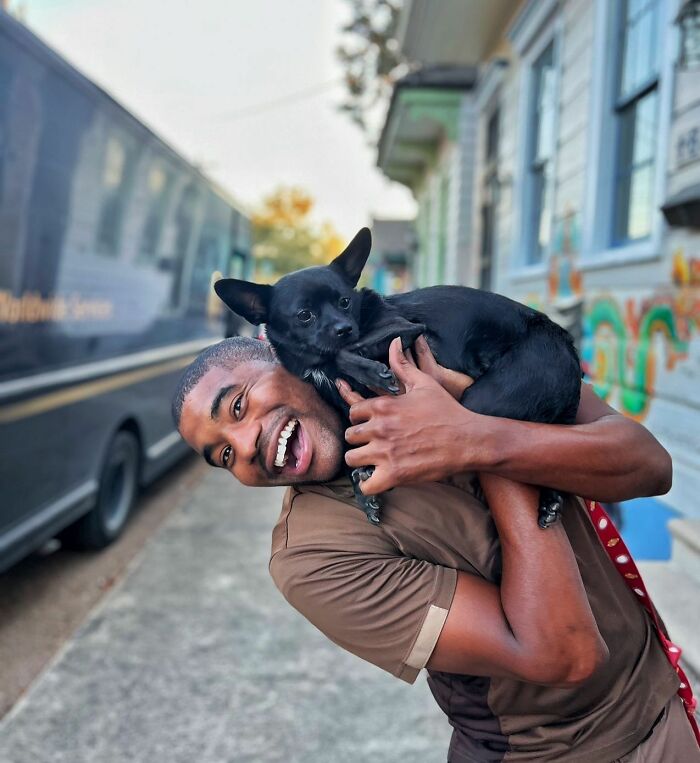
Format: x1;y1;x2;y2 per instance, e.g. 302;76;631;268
210;384;237;420
202;445;217;468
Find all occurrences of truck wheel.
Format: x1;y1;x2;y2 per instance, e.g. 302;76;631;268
60;430;140;550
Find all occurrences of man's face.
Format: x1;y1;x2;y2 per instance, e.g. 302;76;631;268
178;359;345;487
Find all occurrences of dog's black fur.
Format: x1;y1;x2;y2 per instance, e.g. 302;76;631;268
215;228;582;526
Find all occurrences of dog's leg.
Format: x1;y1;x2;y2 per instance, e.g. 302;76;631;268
349;466;382;524
336;350;400;395
457;334;577;530
333;355;392;522
459;389;565;529
348;320;426;360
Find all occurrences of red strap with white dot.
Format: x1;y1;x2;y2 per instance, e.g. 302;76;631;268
586;499;700;745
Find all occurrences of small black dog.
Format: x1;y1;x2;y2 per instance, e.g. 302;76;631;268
215;228;581;527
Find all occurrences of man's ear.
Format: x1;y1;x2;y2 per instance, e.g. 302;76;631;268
214;279;272;325
329;227;372;287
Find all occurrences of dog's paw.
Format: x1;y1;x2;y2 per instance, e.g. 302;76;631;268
366;362;400;394
354;466;375;482
350;467;382;524
364;502;381;525
538;490;563;529
360;493;381;524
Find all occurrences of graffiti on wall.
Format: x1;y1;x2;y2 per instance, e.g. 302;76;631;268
549;209;583;302
523;210;583;311
582;251;700;420
546;209;585;347
520;204;699;423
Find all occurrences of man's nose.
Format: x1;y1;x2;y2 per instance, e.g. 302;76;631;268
334;322;353;338
232;421;260;465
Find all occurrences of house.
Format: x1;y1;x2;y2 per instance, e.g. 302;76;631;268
369;218;416;294
377;0;700;670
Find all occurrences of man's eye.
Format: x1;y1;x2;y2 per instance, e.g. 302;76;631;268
297;309;313;323
339;297;350;309
221;445;232;467
232;395;243;419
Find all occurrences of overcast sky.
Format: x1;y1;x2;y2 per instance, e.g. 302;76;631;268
23;0;415;239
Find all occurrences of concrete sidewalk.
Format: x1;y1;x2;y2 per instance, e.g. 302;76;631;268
0;470;450;763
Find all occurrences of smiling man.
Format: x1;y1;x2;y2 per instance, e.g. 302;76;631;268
173;335;698;762
175;339;344;486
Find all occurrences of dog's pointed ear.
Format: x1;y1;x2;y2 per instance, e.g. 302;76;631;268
214;278;271;325
330;227;372;287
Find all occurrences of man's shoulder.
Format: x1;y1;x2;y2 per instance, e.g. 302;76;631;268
270;480;391;562
268;481;390;602
271;474;486;551
268;481;462;686
269;474;496;587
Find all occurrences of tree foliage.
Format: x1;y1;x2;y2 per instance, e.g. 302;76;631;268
336;0;407;136
251;187;345;282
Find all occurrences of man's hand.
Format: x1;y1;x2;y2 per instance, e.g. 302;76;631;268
336;337;485;495
337;333;671;502
411;334;475;399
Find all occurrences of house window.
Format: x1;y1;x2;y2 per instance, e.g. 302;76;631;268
480;107;500;290
417;195;431;287
525;41;557;264
436;174;449;284
612;0;661;244
486;107;500;164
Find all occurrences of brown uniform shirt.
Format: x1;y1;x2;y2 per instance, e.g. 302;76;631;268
269;475;679;762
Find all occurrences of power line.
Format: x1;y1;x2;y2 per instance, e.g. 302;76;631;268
214;78;343;121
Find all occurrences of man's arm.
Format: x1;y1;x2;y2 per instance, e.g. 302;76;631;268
333;339;609;685
339;338;672;502
480;384;672;502
272;482;607;687
428;474;608;685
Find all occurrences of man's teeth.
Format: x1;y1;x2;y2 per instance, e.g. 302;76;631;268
274;418;298;467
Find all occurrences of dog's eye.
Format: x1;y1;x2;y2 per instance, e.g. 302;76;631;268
339;297;351;310
297;309;313;323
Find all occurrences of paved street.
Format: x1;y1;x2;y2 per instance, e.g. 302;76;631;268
0;457;205;720
0;468;451;763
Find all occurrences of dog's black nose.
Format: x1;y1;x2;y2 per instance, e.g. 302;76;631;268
335;323;353;338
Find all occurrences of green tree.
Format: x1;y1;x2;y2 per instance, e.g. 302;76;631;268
251;187;345;281
336;0;406;135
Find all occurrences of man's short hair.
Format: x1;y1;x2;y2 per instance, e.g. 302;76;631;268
172;336;276;428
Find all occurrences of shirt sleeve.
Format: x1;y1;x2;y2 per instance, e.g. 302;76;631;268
269;542;457;683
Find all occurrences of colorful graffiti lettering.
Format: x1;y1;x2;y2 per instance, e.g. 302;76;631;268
522;243;698;422
672;249;700;287
582;251;700;420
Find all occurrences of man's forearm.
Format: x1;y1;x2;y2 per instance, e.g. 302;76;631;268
479;473;607;684
340;346;673;501
477;414;672;502
428;474;609;684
